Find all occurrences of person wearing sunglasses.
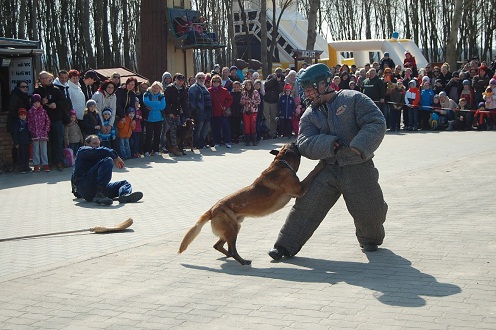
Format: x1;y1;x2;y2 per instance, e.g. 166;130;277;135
7;81;32;170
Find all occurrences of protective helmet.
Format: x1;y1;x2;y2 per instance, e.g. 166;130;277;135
298;63;332;89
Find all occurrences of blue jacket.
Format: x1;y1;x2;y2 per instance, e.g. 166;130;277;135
278;95;295;119
143;91;166;123
11;119;31;145
72;146;119;178
188;83;212;121
99;119;116;141
420;89;435;111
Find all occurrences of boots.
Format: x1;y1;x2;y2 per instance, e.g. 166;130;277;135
446;120;454;131
92;187;113;205
170;146;182;156
252;134;258;146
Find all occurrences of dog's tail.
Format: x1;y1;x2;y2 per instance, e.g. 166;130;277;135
178;210;212;254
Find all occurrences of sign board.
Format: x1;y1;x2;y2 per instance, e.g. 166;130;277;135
301;50;316;58
9;58;34;94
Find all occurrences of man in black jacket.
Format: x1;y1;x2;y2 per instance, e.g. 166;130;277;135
361;68;386;122
263;69;285;138
79;70;99;101
34;71;69;171
72;135;143;205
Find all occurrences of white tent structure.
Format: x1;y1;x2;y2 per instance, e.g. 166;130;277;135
327;39;428;68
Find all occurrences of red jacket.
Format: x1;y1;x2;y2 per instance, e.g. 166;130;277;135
209;86;233;117
404;87;421;106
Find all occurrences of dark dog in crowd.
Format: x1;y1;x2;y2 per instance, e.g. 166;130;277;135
178;143;324;265
167;119;194;155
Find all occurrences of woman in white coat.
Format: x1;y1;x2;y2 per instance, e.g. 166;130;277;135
68;70;87;124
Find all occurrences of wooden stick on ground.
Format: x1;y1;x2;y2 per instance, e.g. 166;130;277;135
0;218;133;242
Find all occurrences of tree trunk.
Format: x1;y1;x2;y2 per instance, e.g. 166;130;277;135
110;0;120;66
102;0;112;68
306;0;319;65
446;0;463;70
18;0;27;39
260;0;268;77
94;0;104;66
58;0;70;70
82;0;95;68
122;1;131;68
237;0;251;60
364;1;372;39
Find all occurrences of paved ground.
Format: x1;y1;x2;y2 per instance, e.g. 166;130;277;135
0;131;495;329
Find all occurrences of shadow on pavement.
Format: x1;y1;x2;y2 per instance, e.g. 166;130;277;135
182;249;461;307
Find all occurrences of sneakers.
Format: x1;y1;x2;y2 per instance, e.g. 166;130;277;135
42;165;50;172
268;246;290;261
360;244;379;252
226;143;232;148
144;152;150;157
118;191;143;203
34;165;41;172
92;190;113;205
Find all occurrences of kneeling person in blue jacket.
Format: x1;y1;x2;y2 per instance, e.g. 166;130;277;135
72;134;143;205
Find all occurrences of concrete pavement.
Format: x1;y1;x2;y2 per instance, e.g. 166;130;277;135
0;131;495;329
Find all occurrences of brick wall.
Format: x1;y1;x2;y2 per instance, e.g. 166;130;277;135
0;113;13;170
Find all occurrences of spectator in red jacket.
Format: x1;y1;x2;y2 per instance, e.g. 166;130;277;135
209;75;233;148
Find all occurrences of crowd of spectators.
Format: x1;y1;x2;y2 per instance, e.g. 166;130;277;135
6;52;496;173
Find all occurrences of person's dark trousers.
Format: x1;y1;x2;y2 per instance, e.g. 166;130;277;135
77;157;113;201
48;120;64;165
382;103;390;129
229;116;241;143
256;111;263;141
281;118;292;137
390;109;401;131
101;140;112;148
76;157;132;201
463;112;474;130
211;116;231;145
419;111;431;130
11;146;19;170
69;143;80;159
130;132;141;156
17;144;30;170
402;106;409;129
193;119;210;148
111;138;120;156
139;123;146;154
145;121;163;153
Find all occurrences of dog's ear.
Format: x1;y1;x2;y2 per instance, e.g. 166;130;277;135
289;142;301;156
269;149;279;156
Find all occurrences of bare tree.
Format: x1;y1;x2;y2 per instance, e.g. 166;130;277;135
260;0;268;76
445;0;463;69
306;0;319;64
267;0;293;73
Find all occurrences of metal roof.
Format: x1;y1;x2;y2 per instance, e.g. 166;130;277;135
87;67;150;85
0;37;43;55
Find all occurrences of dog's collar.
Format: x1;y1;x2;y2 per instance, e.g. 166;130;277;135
278;159;295;172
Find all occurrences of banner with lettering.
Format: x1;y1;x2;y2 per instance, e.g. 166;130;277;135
9;58;34;94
